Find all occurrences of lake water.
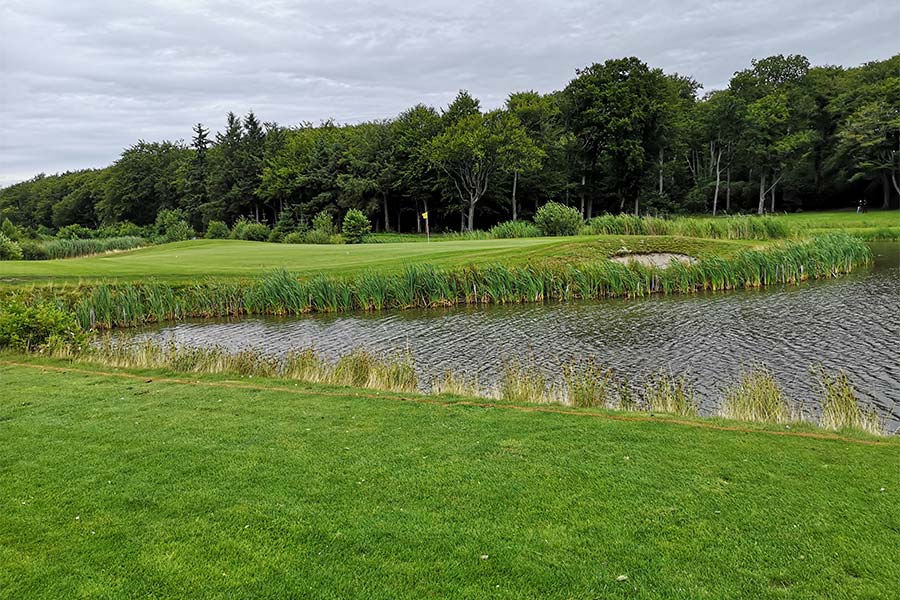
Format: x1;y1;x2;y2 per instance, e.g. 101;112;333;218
127;242;900;431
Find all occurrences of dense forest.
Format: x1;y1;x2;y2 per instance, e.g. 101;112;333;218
2;53;898;235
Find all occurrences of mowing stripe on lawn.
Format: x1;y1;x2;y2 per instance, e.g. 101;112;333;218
1;359;892;447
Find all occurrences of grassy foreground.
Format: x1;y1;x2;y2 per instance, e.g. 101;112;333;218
1;356;898;599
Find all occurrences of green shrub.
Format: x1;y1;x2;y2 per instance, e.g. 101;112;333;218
534;202;583;236
490;220;541;239
303;229;331;244
18;239;50;260
56;224;94;240
204;220;230;239
1;218;22;241
116;221;147;238
0;232;24;260
312;211;334;236
155;209;194;242
0;301;87;351
231;218;270;241
342;209;372;243
282;232;306;244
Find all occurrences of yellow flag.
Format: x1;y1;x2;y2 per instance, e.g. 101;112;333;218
421;211;429;220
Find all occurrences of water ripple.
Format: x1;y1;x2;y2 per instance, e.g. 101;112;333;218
126;243;900;430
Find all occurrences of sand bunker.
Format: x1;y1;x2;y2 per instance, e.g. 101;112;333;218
610;253;698;268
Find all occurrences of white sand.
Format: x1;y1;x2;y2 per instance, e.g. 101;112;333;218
610;253;698;268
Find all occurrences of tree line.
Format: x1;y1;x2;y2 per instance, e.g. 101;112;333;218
2;53;897;234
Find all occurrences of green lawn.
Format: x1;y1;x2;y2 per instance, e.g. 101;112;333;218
775;209;899;231
0;235;753;284
1;356;897;599
2;210;896;285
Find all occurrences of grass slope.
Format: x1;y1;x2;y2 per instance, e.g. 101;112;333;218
0;236;752;284
1;357;898;599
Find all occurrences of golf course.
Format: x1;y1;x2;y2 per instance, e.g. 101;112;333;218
2;211;899;599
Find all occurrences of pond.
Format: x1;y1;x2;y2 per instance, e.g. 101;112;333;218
127;242;900;430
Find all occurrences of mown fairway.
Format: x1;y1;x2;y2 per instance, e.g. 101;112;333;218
1;357;898;599
0;235;753;284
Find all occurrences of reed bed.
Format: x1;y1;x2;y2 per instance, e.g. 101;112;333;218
56;340;888;435
582;214;792;240
56;233;869;330
40;236;148;259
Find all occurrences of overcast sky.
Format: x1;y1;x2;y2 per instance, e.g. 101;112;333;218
1;0;897;188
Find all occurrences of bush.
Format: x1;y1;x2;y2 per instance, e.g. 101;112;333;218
303;229;331;244
1;218;22;241
18;239;50;260
0;232;24;260
231;218;271;241
342;209;372;243
534;201;583;236
490;220;541;239
283;232;306;244
204;220;230;239
0;301;87;351
164;221;194;242
312;211;334;236
56;224;95;240
116;221;147;238
155;209;194;242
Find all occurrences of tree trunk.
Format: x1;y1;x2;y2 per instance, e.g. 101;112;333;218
658;148;664;195
712;147;722;216
416;200;421;233
770;181;776;213
467;198;476;232
883;171;891;209
758;173;766;215
254;202;259;223
511;170;518;221
634;196;639;216
619;195;626;213
586;197;593;219
383;193;391;232
580;174;585;216
726;167;731;213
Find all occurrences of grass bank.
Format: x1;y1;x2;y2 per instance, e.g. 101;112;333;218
0;235;752;284
1;355;897;599
46;233;865;329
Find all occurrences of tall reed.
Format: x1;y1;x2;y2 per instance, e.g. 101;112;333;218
581;215;792;240
815;366;883;435
55;233;870;330
641;372;698;416
721;366;794;423
45;340;890;435
41;236;148;259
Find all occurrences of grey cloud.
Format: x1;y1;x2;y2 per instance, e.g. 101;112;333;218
1;0;896;187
